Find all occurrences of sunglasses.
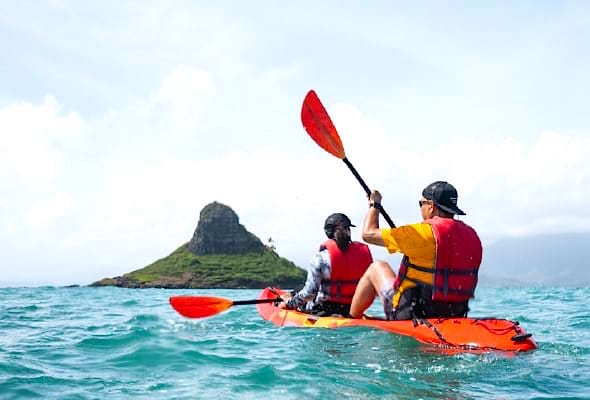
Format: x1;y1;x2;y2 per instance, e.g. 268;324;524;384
418;199;433;207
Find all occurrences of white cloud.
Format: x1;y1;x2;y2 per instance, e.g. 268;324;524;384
46;0;65;9
27;192;72;227
0;95;85;186
94;3;255;70
152;64;216;115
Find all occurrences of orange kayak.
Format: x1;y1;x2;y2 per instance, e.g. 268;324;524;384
256;287;537;353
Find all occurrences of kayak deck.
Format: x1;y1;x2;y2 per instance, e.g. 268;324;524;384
256;287;538;353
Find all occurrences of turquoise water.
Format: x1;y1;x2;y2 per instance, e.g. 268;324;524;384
0;286;588;399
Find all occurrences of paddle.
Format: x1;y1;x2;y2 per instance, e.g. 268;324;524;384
169;295;282;319
301;90;396;228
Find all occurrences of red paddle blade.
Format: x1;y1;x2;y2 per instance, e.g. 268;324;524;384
169;296;233;319
301;90;346;159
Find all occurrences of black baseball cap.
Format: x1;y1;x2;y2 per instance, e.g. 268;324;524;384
324;213;355;238
422;181;466;216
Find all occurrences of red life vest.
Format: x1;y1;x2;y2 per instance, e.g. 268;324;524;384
322;239;373;304
394;217;482;302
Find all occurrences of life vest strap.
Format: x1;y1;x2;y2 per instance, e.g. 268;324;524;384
440;267;479;275
325;279;359;284
406;263;477;275
404;264;434;273
404;263;478;297
324;279;359;300
435;285;475;296
402;276;476;297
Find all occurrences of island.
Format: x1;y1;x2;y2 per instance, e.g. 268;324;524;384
91;202;306;289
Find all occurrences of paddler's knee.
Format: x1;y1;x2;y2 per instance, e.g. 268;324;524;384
367;260;396;282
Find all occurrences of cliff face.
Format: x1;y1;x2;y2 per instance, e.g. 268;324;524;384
188;202;264;255
91;202;305;289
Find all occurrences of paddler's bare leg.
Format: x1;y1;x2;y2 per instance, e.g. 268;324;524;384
350;260;396;319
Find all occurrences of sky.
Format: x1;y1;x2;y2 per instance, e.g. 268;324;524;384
1;1;589;286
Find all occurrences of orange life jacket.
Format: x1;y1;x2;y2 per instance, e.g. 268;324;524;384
321;239;373;304
394;217;482;302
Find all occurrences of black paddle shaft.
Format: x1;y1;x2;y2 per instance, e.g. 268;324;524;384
342;157;396;228
232;298;282;306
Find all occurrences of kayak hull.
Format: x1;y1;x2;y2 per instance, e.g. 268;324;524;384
256;287;537;353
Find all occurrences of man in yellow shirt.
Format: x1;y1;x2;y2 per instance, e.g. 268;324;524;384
349;181;482;320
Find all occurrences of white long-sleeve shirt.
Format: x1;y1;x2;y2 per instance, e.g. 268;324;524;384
286;249;332;310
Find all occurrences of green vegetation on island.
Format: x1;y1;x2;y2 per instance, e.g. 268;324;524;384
92;243;305;288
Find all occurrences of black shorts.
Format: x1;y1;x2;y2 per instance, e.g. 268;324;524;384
393;286;469;320
305;301;351;317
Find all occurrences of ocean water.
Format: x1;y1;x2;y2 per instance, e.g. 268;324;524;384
0;286;588;400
